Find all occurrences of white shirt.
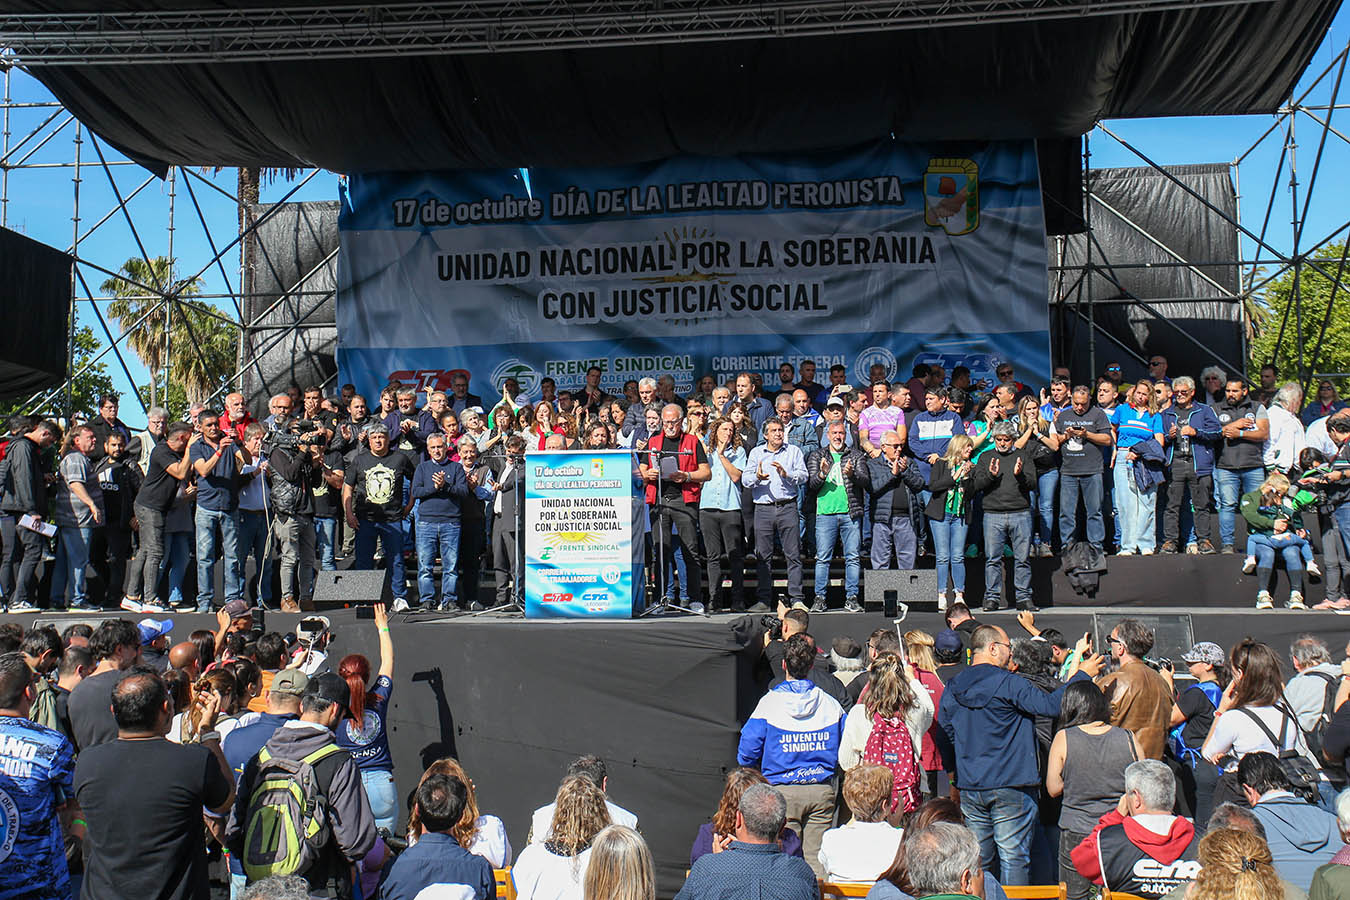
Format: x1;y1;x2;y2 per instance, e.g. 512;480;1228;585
1263;405;1306;471
1307;416;1337;457
818;820;903;881
837;689;934;771
528;800;637;844
1202;704;1317;771
511;843;591;900
408;814;513;868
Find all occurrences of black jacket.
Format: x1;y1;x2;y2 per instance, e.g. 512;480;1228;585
925;458;974;522
858;454;926;528
93;455;143;529
0;436;49;516
267;446;319;518
969;446;1035;513
805;445;866;520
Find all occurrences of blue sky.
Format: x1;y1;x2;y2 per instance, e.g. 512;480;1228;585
3;11;1348;429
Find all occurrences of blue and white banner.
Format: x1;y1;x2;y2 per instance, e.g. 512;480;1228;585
337;140;1049;401
522;450;635;619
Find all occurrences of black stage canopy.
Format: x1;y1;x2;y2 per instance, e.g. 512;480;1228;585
0;228;73;400
3;0;1340;181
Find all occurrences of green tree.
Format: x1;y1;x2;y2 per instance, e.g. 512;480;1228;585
103;256;237;407
1248;242;1350;392
0;323;117;422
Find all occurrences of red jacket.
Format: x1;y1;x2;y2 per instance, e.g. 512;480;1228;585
643;432;702;506
1071;809;1196;886
220;410;256;442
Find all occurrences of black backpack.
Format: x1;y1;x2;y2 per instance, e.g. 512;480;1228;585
1237;707;1323;804
1303;671;1340;771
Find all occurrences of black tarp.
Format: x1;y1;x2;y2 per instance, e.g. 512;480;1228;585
0;228;72;400
6;0;1339;180
1051;163;1245;382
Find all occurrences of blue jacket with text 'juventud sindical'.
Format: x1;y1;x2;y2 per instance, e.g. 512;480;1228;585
737;679;844;786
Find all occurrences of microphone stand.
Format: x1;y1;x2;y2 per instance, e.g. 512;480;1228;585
470;456;525;617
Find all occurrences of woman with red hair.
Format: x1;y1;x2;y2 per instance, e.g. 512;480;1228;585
335;602;397;829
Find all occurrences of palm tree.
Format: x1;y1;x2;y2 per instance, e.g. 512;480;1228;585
103;255;235;407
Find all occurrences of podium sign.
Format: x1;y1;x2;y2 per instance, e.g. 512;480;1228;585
524;450;634;618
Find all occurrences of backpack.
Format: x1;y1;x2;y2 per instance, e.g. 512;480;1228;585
862;714;921;815
1237;707;1323;805
240;743;345;881
1302;671;1339;765
1169;681;1224;765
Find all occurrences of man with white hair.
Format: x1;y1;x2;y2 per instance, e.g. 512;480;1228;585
1071;759;1199;898
901;822;985;899
640;403;711;613
674;783;817;900
1286;634;1342;737
1264;383;1307;474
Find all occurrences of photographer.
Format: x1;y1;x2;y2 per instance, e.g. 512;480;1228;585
266;418;326;612
1096;619;1173;760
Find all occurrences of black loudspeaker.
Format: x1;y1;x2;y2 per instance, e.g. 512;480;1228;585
863;569;939;617
312;569;393;609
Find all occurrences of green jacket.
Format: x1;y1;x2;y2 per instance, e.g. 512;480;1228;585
1310;861;1350;900
1240;487;1316;535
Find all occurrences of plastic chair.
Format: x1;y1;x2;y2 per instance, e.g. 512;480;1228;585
493;868;516;900
1102;892;1148;900
818;880;874;899
1004;885;1068;900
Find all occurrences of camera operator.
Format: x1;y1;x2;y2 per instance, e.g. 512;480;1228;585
266;418;326;612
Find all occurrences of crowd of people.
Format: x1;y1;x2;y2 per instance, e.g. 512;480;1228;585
8;598;1350;899
3;356;1348;617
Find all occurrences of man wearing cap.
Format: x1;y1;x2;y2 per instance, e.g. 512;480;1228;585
138;617;173;670
229;671;376;897
969;420;1038;612
344;422;416;611
213;598;254;658
815;393;857;449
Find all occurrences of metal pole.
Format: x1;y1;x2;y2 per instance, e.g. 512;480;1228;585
2;67;10;229
1084;133;1095;378
163;165;176;411
1289;109;1303;382
67;121;81;419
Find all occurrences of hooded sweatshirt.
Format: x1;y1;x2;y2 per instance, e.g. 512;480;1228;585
1071;809;1199;896
937;664;1085;790
1251;791;1340;889
737;679;844;785
228;720;376;895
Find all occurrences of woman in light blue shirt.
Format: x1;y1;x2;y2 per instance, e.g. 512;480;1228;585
1109;380;1166;555
700;416;748;612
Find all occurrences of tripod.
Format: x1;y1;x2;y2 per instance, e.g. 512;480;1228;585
639;446;705;617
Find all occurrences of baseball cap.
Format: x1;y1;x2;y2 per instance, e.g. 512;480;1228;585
826;396;845;408
222;598;251;620
935;629;964;656
269;669;309;697
304;671;352;718
137;618;173;645
1181;642;1225;667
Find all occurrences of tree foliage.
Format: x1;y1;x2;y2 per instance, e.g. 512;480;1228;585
1248;242;1350;391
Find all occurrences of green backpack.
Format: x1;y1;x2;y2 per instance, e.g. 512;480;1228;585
240;743;345;882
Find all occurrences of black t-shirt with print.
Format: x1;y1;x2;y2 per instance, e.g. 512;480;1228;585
344;449;415;521
311;449;346;519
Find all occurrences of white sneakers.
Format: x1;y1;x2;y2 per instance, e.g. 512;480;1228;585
1289;592;1307;610
937;594;948;613
1308;560;1322;577
120;596;144;613
1255;590;1274;610
1242;556;1257;574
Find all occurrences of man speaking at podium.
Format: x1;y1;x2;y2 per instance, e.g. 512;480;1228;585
640;404;711;613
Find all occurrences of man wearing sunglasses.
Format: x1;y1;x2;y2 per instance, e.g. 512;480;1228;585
1160;377;1222;554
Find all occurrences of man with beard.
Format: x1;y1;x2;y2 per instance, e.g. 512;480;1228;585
92;432;143;609
344;423;415;610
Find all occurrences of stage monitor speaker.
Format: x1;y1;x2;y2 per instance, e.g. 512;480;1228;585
312;569;393;609
1092;613;1195;667
864;569;938;618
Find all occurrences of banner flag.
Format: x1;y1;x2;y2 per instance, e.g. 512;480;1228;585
337;140;1049;403
523;449;635;618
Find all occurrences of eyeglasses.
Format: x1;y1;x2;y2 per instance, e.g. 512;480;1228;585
991;641;1012;651
1106;366;1122;372
1149;360;1165;366
997;370;1013;377
882;442;901;448
1108;636;1125;646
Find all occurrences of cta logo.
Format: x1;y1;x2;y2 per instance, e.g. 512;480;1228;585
541;592;573;603
386;368;469;397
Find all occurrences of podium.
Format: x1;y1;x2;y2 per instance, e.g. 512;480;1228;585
523;449;642;618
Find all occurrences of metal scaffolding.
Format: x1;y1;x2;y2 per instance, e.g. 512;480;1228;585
3;30;1349;422
1049;36;1350;393
2;0;1275;65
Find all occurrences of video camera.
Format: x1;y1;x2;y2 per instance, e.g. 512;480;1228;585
264;417;326;452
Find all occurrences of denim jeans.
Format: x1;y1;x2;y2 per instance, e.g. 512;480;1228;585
1113;454;1157;552
159;531;191;608
50;526;93;608
983;510;1032;607
961;785;1039;885
314;516;338;571
930;513;968;593
1059;472;1104;550
355;519;408;600
814;512;860;600
1035;468;1059;549
195;506;242;611
236;509;273;605
415;518;461;607
1252;534;1306;571
1214;466;1265;547
1247;532;1312;564
360;767;398;832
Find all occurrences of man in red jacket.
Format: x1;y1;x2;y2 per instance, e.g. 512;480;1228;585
219;392;256;442
1071;759;1199;899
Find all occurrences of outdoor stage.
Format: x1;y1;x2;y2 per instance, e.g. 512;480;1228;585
20;568;1350;896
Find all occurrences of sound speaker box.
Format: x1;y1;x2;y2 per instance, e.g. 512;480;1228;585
311;569;393;609
863;569;939;617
